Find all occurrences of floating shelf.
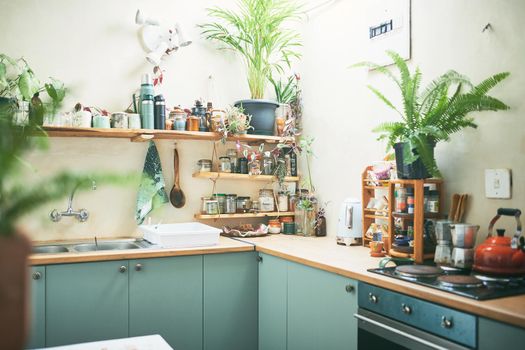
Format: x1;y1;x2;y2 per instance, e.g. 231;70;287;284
195;211;295;220
390;178;443;185
42;126;293;144
192;172;299;182
364;185;389;190
391;212;447;220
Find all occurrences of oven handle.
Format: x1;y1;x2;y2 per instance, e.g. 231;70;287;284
353;313;449;350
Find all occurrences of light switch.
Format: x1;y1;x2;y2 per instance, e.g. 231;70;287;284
485;169;511;199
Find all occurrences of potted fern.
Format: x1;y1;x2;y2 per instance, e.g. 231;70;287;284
200;0;302;136
354;51;510;179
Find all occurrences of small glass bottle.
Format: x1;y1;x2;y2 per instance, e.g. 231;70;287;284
227;149;238;173
213;194;227;214
225;194;237;214
406;188;415;214
262;151;274;175
219;156;231;173
395;186;407;213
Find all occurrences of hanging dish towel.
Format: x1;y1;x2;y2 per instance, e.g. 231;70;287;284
136;140;169;224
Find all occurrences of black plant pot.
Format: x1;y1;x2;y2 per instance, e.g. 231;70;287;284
394;142;435;179
234;99;279;136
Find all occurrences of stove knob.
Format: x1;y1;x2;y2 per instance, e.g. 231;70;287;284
441;316;453;329
401;303;412;315
368;292;378;304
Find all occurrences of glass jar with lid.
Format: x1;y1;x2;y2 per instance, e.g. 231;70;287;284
277;192;289;212
201;196;212;214
219;156;231;173
227;149;238;173
259;189;275;212
236;196;252;213
205;199;219;215
212;194;227;214
197;159;212;173
261;151;274;175
225;194;237;214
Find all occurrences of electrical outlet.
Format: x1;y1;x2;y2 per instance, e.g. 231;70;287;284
485;169;511;199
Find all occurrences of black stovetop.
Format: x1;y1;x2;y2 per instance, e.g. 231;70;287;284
368;266;525;300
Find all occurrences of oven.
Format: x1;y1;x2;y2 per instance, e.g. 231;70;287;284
356;282;477;350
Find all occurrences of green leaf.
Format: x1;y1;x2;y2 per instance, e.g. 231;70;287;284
18;70;35;100
0;62;6;80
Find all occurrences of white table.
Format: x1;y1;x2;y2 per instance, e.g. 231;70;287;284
35;335;173;350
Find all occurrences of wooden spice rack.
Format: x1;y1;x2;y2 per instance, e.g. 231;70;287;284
361;166;391;248
387;178;445;264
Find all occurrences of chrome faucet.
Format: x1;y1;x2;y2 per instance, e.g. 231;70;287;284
50;180;96;223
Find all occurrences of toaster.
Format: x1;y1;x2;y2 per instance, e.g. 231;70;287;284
337;198;362;246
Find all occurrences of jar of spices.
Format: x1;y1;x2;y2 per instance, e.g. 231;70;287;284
238;157;248;174
277;192;289;212
173;110;187;131
205;199;219;215
259;189;275;212
395;186;407;213
213;194;227;214
219;156;232;173
262;151;274;175
225;194;237;214
428;190;440;213
227;149;238;173
268;219;281;234
407;188;415;214
187;116;200;131
236;197;252;213
197;159;212;173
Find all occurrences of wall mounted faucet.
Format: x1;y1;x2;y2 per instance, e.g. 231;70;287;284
50;180;97;223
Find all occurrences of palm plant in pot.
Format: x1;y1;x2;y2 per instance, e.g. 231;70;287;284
200;0;302;136
354;51;510;179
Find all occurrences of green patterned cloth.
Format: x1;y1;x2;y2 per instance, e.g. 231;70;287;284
136;141;169;224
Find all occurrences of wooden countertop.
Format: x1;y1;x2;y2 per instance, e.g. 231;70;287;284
28;236;254;265
239;235;525;329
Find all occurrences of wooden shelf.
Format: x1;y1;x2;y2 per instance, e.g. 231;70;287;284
364;214;389;220
363;179;390;184
42;126;293;144
364;185;389;190
193;172;299;182
392;212;447;219
390;178;443;185
195;211;295;220
364;208;389;213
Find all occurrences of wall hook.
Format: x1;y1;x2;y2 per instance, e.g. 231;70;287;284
482;23;492;33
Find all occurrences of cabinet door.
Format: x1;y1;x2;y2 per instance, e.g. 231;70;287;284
129;256;203;350
287;261;358;350
26;266;45;349
45;261;129;347
258;253;287;350
204;252;258;350
479;317;525;349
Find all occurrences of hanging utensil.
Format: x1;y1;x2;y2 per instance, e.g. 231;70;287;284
170;144;186;208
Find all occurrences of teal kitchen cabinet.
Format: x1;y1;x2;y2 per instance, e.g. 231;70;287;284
204;252;258;350
45;260;129;347
129;256;203;350
287;261;358;350
258;253;287;350
26;266;45;349
479;317;525;349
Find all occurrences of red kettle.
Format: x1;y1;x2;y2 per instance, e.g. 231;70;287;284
473;208;525;276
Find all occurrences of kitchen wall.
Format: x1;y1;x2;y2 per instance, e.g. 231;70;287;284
1;0;523;241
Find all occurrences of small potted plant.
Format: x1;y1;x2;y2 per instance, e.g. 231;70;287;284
353;51;510;179
270;74;299;136
218;105;253;143
200;0;302;135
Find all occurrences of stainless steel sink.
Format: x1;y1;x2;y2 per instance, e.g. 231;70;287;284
32;245;70;254
73;242;142;252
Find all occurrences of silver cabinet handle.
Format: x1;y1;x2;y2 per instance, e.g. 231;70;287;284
119;265;127;273
441;316;453;329
345;284;355;293
402;303;412;315
135;263;143;271
368;292;378;304
32;271;42;280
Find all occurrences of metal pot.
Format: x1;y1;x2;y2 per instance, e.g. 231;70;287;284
450;223;479;248
473;208;525;276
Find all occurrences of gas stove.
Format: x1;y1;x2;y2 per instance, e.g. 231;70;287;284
368;265;525;300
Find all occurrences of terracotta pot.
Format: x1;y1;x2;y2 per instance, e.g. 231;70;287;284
0;232;31;349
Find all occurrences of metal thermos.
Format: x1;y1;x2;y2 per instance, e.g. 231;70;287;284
154;95;165;130
141;94;154;129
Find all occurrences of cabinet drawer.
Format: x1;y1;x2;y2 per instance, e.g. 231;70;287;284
358;282;477;348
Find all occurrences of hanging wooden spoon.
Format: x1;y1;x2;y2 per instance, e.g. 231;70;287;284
170;146;186;208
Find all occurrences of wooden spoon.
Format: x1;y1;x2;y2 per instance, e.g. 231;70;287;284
170;147;186;208
448;193;460;221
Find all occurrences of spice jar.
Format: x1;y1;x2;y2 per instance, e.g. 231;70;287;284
171;108;187;131
407;188;415;214
259;189;275;212
268;219;281;234
236;197;252;213
205;199;219;215
395;187;407;213
227;149;238;173
428;190;440;213
262;151;274;175
197;159;212;173
187;116;200;131
277;192;289;212
219;156;232;173
225;194;237;214
213;194;227;214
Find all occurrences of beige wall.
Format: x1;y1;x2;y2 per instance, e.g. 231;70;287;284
1;0;523;242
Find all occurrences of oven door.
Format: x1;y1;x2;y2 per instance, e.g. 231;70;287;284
355;308;473;350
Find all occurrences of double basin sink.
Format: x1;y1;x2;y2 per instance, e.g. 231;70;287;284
32;239;152;254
